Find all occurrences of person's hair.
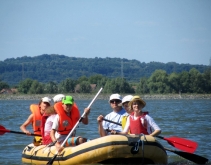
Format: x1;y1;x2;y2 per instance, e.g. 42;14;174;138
44;106;56;115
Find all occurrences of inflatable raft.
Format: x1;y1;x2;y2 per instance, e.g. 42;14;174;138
22;134;167;164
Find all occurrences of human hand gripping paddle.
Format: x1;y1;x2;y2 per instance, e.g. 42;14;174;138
0;125;41;136
46;87;103;165
102;118;208;164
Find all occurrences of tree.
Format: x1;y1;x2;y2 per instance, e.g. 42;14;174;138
0;81;9;90
79;81;91;93
136;77;149;94
45;81;58;94
59;78;76;93
18;78;34;94
29;80;44;94
104;77;134;93
168;72;180;93
147;70;170;94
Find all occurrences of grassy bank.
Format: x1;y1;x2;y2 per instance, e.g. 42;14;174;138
0;93;210;100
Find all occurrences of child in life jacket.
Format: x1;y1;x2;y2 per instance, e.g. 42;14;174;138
50;95;91;152
41;106;57;145
111;96;161;137
20;97;51;146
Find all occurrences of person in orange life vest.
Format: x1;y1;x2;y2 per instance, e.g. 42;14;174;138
41;106;57;145
20;97;51;135
50;96;90;152
111;96;161;137
52;94;76;137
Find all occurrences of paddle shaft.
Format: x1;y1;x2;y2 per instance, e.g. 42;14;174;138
165;148;208;164
0;126;40;136
47;87;103;165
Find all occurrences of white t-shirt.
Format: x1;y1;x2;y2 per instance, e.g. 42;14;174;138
123;114;161;134
44;114;56;136
52;114;76;143
103;108;128;134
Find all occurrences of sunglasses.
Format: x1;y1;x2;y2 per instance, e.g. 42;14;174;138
110;99;121;104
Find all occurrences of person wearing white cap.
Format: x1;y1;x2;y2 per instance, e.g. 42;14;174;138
111;96;161;137
121;95;133;130
20;97;51;145
97;93;128;137
53;94;65;103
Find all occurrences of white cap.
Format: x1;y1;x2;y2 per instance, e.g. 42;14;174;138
42;97;51;104
109;94;122;101
122;95;133;104
53;94;65;103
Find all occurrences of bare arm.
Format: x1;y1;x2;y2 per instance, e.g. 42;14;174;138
20;114;33;135
150;130;161;137
50;129;57;142
81;108;90;125
97;115;107;137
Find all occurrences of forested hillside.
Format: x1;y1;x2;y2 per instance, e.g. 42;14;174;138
0;54;209;86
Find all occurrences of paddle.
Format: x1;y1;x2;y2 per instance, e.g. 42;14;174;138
102;118;198;153
47;87;103;165
165;148;208;164
156;135;197;153
102;118;208;164
0;125;41;136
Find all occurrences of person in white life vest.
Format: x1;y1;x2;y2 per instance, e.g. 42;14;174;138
111;96;161;137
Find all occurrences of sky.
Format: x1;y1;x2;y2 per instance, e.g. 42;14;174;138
0;0;211;65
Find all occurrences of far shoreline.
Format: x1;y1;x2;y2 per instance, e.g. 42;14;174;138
0;93;210;100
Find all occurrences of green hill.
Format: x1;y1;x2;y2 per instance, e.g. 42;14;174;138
0;54;209;86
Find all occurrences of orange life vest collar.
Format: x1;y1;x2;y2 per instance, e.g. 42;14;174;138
54;102;80;135
30;104;42;135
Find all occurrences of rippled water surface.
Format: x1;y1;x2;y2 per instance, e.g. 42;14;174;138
0;98;210;165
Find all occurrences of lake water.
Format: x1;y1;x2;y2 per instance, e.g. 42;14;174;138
0;98;210;165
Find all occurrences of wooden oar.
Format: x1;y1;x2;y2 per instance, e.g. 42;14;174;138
165;148;208;164
47;87;103;165
102;118;198;153
0;125;41;136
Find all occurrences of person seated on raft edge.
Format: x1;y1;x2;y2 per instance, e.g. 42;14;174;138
110;96;161;137
121;95;134;131
41;105;57;145
20;97;51;146
50;95;91;152
97;93;128;137
41;94;77;145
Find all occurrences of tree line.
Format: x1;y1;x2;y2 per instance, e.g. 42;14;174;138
0;54;209;86
1;68;211;94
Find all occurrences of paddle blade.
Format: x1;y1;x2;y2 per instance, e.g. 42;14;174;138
165;136;198;153
0;125;10;135
165;148;209;164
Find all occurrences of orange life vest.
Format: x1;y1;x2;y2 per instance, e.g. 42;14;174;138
30;104;42;135
54;102;80;135
129;112;149;135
